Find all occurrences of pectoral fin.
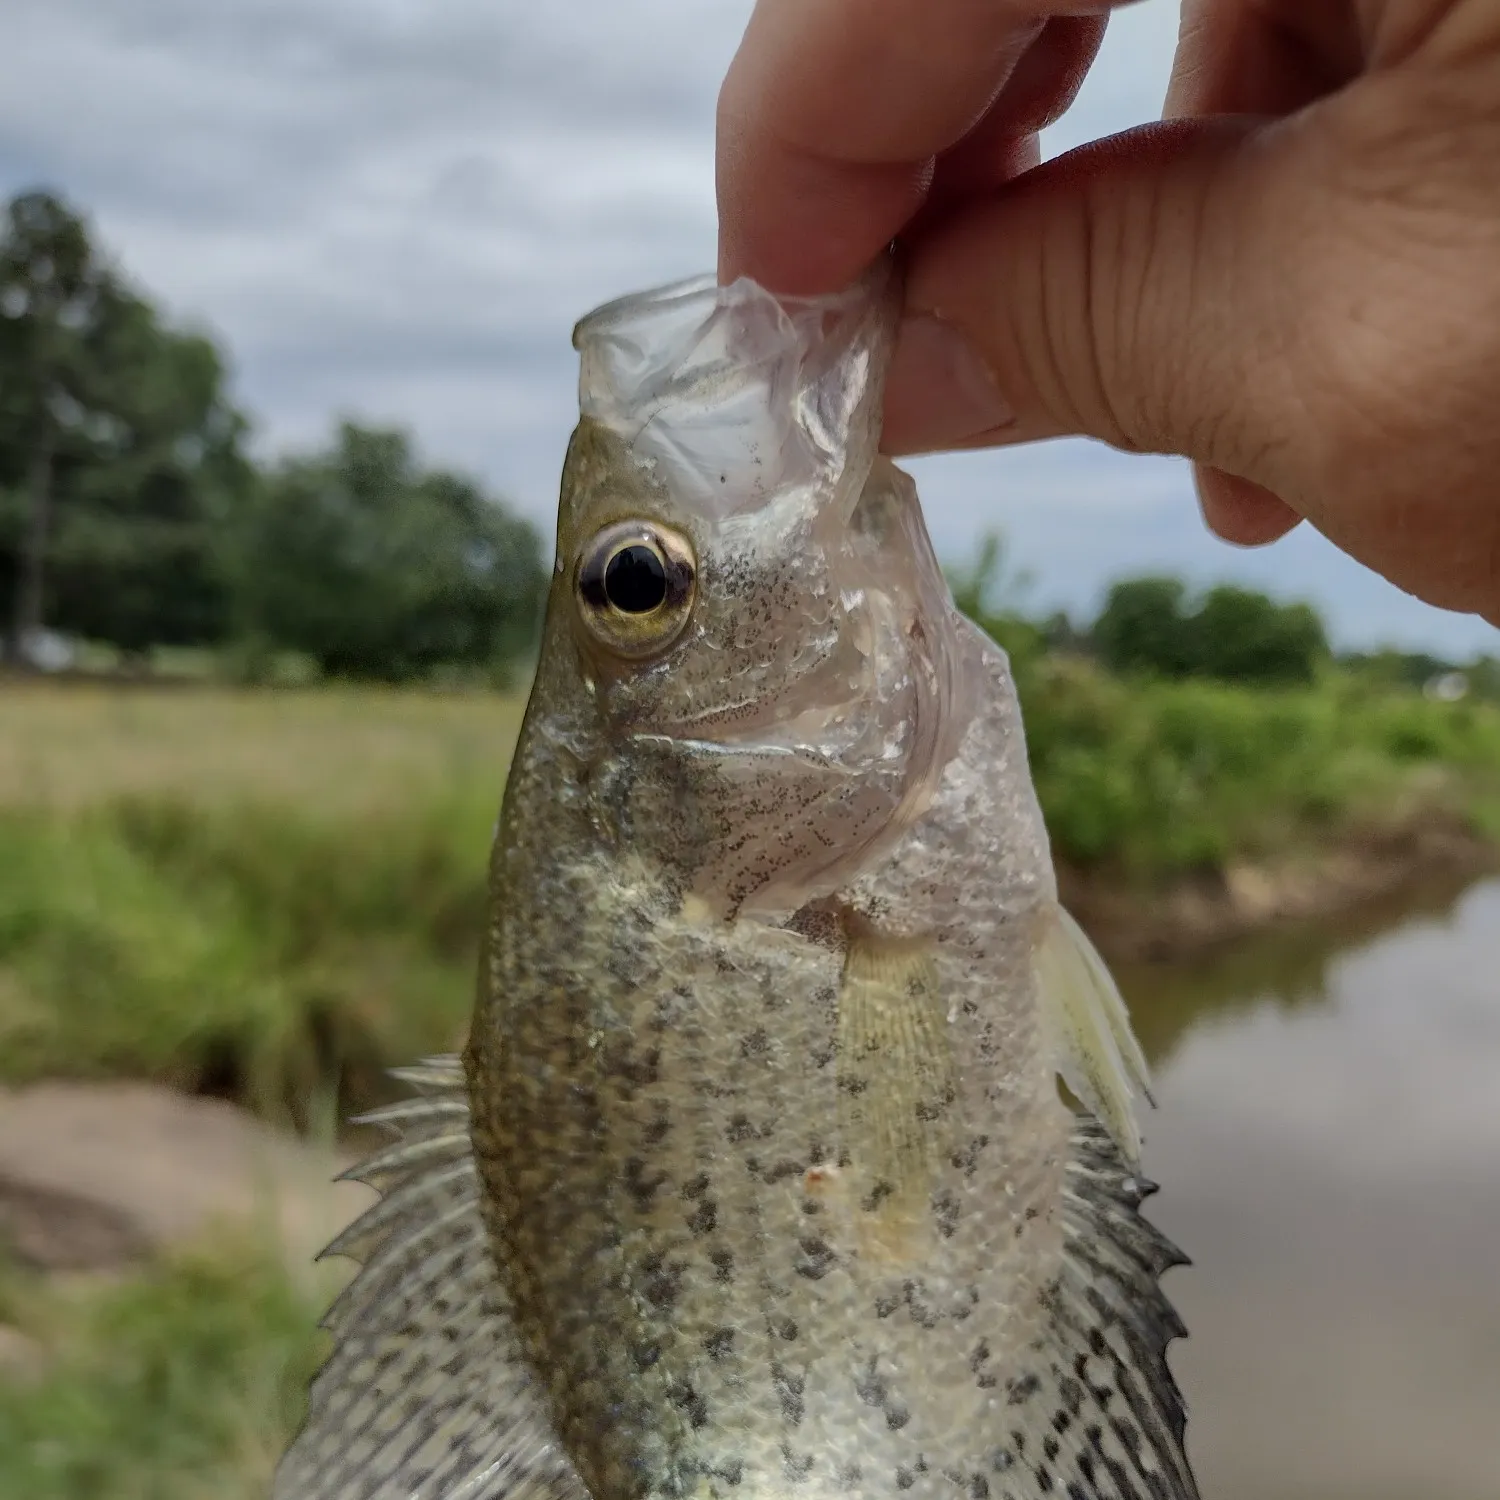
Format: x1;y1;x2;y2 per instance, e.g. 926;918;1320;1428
1035;904;1154;1165
836;928;953;1262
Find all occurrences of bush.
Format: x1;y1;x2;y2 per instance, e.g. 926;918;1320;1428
1016;659;1500;879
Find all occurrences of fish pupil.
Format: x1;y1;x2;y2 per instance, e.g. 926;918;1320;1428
604;544;669;613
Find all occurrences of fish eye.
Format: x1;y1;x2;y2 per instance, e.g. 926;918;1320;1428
574;520;696;658
603;543;667;614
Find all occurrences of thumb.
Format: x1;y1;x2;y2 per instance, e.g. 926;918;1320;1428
881;116;1323;484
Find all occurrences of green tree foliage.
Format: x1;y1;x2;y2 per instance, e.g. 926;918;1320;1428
1337;650;1500;704
1090;577;1194;678
1466;657;1500;701
45;287;252;654
1191;585;1328;683
0;189;252;656
1092;576;1328;684
235;422;546;680
0;189;109;651
1341;648;1453;689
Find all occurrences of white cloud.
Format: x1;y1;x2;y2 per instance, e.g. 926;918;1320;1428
1;0;1493;654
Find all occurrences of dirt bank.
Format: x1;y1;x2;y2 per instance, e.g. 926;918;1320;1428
1060;814;1497;963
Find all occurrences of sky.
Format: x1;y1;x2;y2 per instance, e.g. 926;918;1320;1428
2;0;1494;657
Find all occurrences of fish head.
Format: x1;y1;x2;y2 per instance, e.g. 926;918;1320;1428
531;266;971;916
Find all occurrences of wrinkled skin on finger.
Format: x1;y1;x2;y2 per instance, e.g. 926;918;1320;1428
719;0;1500;624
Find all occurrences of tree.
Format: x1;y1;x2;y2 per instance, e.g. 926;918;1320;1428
0;190;107;656
1091;576;1194;678
235;422;545;680
1464;656;1500;701
1343;647;1456;690
50;289;253;654
1191;585;1327;684
0;188;252;658
1092;576;1327;684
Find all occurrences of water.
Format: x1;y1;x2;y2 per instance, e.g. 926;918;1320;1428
1118;878;1500;1500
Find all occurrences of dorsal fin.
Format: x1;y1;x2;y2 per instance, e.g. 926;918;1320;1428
994;1117;1199;1500
274;1056;586;1500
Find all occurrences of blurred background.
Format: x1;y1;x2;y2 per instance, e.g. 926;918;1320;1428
0;3;1496;1498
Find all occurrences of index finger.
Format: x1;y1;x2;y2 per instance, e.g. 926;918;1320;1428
716;0;1123;294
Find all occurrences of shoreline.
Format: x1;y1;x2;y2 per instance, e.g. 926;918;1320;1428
1060;814;1497;964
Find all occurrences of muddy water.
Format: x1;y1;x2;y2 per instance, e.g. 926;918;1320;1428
1116;879;1500;1500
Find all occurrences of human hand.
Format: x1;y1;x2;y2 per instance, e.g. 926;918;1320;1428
717;1;1500;623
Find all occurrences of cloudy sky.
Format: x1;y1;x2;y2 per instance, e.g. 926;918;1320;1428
3;0;1493;655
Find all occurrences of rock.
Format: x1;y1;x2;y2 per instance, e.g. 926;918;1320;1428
0;1082;373;1272
0;1176;147;1271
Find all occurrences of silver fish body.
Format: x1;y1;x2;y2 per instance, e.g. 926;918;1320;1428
276;268;1197;1500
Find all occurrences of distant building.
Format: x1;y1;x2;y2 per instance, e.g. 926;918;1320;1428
1423;671;1469;702
16;629;76;674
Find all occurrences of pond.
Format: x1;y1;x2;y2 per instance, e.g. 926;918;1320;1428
1117;878;1500;1500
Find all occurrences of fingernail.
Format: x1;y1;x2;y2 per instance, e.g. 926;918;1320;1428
883;313;1015;455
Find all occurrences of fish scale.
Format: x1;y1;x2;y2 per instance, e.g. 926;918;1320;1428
276;266;1198;1500
277;1057;1187;1500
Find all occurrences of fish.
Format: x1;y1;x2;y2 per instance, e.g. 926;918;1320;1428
274;262;1198;1500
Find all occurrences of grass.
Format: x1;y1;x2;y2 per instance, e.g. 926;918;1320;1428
0;1237;330;1500
0;670;1497;1120
0;684;523;1123
0;681;523;815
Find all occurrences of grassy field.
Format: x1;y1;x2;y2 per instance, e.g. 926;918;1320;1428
2;674;1499;1119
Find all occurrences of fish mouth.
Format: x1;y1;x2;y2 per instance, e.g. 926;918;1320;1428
572;263;899;523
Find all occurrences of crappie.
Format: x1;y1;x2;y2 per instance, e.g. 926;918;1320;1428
276;265;1197;1500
